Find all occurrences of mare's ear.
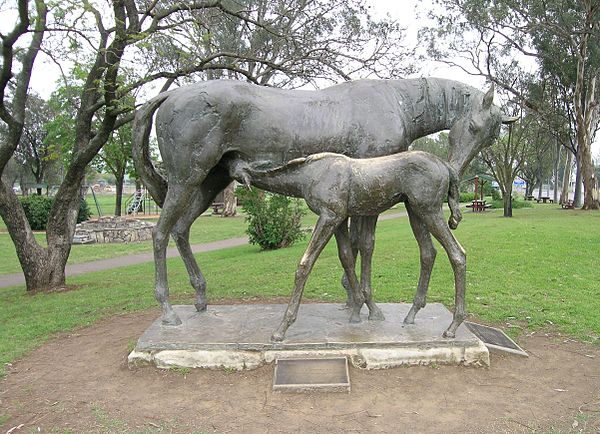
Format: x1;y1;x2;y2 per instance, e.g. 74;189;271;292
482;84;494;109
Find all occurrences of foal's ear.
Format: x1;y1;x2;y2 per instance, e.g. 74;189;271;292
482;84;494;109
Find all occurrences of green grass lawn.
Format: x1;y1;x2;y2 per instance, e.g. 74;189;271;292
0;215;249;275
1;206;599;377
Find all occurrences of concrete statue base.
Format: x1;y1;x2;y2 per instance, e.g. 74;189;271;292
128;303;489;370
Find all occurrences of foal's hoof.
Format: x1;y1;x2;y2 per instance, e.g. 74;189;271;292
195;302;207;312
271;331;285;342
403;314;415;325
349;311;362;323
161;312;182;326
442;330;456;339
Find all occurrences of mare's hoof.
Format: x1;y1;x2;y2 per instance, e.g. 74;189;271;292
403;315;415;325
195;302;207;312
368;309;385;321
442;330;455;339
162;312;182;326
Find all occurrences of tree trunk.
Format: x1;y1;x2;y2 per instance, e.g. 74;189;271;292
114;170;124;216
560;149;573;204
553;139;560;203
502;184;513;217
574;155;583;207
0;180;68;291
577;135;600;209
222;181;237;217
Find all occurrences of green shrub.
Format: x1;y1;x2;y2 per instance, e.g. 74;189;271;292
20;195;54;230
491;188;502;201
20;195;92;231
459;192;475;203
236;186;306;250
78;199;92;222
491;198;533;209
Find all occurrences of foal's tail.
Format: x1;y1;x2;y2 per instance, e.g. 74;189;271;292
447;165;462;230
132;93;170;208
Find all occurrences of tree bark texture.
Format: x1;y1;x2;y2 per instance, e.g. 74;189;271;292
222;182;237;217
560;148;573;204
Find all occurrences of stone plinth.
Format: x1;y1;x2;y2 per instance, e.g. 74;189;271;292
128;303;489;370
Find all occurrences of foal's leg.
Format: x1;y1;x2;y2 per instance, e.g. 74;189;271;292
340;217;361;307
420;209;467;338
170;171;232;312
334;221;365;323
272;213;342;342
357;215;385;321
403;204;437;325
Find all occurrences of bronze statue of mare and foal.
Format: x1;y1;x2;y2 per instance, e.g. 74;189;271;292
133;78;512;341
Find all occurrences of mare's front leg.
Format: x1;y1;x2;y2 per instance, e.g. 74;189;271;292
420;209;467;338
357;215;384;321
333;221;364;323
403;204;437;325
171;171;232;312
272;212;341;342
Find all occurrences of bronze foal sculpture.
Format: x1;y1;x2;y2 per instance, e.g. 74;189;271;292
133;78;509;329
227;150;463;341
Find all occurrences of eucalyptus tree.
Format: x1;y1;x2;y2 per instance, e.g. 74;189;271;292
481;116;534;217
421;0;600;209
0;0;410;292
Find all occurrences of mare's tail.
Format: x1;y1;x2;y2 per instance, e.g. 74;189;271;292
447;164;462;230
132;93;170;208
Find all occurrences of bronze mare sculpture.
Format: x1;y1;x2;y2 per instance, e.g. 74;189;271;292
133;78;510;329
227;151;463;341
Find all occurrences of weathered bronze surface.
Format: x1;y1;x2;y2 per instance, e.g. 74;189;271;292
228;150;463;341
133;78;506;339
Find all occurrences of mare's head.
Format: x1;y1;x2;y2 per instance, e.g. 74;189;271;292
447;84;515;175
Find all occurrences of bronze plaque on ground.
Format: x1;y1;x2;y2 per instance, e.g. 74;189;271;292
273;358;350;393
466;322;528;357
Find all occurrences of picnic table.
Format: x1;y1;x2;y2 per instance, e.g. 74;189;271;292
466;199;491;212
535;196;554;204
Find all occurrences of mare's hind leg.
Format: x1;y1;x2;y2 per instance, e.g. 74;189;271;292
153;183;197;326
272;212;343;342
171;171;232;312
403;204;437;325
420;209;467;338
357;215;384;321
334;220;364;323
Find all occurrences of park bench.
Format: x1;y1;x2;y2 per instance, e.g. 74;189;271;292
211;202;224;215
561;199;575;209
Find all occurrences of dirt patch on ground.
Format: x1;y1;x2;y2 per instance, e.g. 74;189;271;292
1;308;599;433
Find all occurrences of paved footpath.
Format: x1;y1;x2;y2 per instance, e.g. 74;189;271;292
0;212;408;289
